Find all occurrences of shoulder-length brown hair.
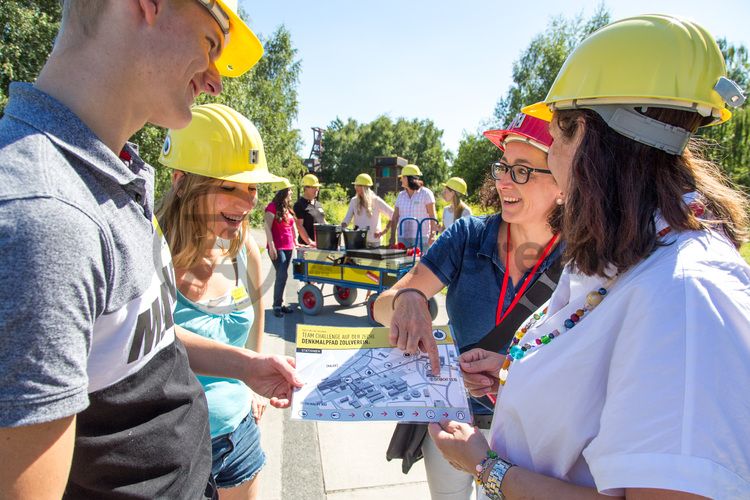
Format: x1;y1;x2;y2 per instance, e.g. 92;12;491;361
156;173;247;270
556;108;749;277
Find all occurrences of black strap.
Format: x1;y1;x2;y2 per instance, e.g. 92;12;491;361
232;257;239;286
473;256;563;354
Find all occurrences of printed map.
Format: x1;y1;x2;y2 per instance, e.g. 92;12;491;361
291;325;471;423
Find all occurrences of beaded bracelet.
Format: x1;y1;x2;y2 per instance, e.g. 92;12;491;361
391;287;430;310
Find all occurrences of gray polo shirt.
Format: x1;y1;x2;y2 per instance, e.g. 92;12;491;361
0;83;211;498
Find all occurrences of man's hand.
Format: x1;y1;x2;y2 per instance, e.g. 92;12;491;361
389;290;440;376
459;349;503;397
242;354;303;408
427;420;490;474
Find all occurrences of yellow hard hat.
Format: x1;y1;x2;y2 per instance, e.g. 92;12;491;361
442;177;468;196
301;174;322;187
271;177;294;191
352;173;374;186
399;164;423;177
159;103;279;184
523;14;745;127
199;0;264;78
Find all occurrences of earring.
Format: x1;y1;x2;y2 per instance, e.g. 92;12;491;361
555;197;564;205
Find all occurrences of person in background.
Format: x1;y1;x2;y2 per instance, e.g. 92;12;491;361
389;164;438;251
293;173;325;246
374;113;563;500
440;176;472;231
430;14;750;499
265;178;299;318
157;103;277;500
0;1;301;497
342;173;394;247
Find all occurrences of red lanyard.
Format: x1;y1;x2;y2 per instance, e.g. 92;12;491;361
486;224;557;407
495;224;558;327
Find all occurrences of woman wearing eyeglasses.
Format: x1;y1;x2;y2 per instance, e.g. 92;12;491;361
429;15;750;500
374;112;564;500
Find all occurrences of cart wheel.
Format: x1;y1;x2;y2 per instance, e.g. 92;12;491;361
428;297;438;321
333;286;358;307
366;293;381;326
299;284;324;315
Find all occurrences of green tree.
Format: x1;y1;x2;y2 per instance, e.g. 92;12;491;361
321;115;451;192
0;4;304;201
451;132;498;202
452;8;610;198
0;0;62;112
142;24;305;199
697;39;750;190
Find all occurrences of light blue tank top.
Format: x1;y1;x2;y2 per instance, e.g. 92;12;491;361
173;246;254;438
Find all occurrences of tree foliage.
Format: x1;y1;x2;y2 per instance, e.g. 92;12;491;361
0;0;62;112
146;24;305;199
697;39;750;190
320;115;451;191
452;8;611;200
0;4;304;201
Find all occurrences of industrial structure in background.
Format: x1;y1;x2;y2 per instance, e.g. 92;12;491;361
304;127;324;179
373;156;408;197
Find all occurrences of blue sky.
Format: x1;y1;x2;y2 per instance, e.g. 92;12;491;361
240;0;750;157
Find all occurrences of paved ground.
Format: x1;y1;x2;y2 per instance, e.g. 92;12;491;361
249;229;448;499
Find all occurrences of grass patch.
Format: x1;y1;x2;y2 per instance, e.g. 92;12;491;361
741;242;750;264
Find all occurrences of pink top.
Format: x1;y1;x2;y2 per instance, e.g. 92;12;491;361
265;202;296;250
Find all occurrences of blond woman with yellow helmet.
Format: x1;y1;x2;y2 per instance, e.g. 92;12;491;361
158;103;285;500
429;15;750;499
440;177;472;230
341;173;394;247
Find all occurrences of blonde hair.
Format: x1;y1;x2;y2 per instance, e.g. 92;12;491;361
156;173;247;270
356;186;374;217
448;188;468;220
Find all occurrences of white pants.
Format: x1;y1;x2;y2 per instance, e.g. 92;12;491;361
422;428;492;500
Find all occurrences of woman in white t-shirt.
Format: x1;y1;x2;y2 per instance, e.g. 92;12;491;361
440;176;472;230
341;173;394;247
428;15;750;500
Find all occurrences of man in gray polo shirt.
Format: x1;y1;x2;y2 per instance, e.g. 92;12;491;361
0;1;301;498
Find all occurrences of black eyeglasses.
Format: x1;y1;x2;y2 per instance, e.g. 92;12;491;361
489;161;552;184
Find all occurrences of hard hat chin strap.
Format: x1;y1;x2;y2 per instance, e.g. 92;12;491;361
588;105;691;155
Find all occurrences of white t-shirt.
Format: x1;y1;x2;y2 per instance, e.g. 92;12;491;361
394;187;435;240
442;204;472;228
490;229;750;498
342;195;394;244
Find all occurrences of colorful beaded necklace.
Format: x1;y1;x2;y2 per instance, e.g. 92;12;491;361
498;275;619;386
497;194;706;386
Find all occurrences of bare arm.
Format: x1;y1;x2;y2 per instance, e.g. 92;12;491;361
341;199;355;228
426;202;437;244
245;235;264;353
176;325;302;408
295;218;313;245
389;206;400;246
0;416;76;499
373;262;445;375
263;211;277;261
428;422;706;500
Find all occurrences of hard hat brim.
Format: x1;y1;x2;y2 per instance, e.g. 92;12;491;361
221;170;281;184
521;102;554;122
215;1;264;78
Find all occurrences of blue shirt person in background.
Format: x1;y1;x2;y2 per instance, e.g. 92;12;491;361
374;112;564;500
